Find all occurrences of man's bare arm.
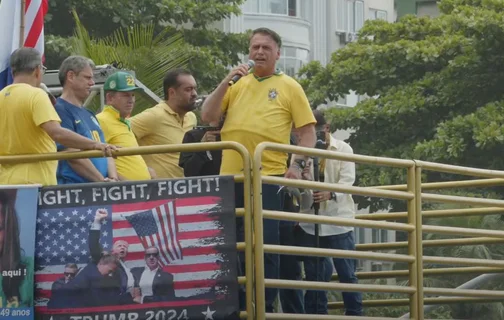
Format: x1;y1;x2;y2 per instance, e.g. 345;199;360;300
40;120;116;157
292;123;316;161
201;64;250;124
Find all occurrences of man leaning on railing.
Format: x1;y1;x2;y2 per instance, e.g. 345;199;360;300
0;48;116;186
296;110;363;316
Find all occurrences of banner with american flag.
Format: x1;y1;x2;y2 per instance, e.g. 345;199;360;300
33;177;238;320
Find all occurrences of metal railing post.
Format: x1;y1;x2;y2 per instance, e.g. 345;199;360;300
253;145;266;320
407;165;420;319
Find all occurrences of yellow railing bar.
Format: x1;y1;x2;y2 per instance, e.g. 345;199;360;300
0;142;255;320
263;244;414;263
262;176;413;200
415;160;504;178
422;193;504;207
423;256;504;268
357;237;504;251
262;210;414;232
357;207;504;221
256;143;415;168
423;287;504;298
422;225;504;238
264;279;416;294
331;266;504;281
265;314;396;320
329;296;504;308
376;178;504;191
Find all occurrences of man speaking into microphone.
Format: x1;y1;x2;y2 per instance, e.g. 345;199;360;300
201;27;316;313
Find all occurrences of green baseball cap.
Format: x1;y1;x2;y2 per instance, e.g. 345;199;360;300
103;71;144;92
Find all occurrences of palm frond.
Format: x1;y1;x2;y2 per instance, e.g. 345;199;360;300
69;10;191;114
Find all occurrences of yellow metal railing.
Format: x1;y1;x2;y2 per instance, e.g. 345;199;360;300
0;142;255;320
253;143;423;320
4;141;504;319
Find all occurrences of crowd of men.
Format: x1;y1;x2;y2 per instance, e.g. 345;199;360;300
0;27;363;316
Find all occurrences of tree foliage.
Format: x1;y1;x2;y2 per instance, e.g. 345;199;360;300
299;0;504;211
44;0;249;93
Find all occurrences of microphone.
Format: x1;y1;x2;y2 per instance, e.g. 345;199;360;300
228;60;255;86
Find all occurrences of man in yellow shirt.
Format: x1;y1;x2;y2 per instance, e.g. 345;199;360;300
202;28;316;313
96;72;154;181
130;69;197;178
0;48;115;186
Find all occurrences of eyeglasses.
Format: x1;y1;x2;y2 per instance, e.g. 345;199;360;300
145;252;159;258
40;65;47;75
64;272;76;277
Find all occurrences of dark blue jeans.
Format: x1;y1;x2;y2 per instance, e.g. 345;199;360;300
279;221;305;314
234;182;284;313
296;227;363;316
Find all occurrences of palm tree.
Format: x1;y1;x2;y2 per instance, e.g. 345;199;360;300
69;10;191;114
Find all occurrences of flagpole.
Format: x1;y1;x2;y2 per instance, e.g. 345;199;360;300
19;0;26;47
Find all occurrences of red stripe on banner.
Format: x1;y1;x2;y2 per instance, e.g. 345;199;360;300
24;2;45;48
124;244;218;261
163;262;221;274
35;299;211;314
111;196;220;212
174;279;217;290
178;229;221;240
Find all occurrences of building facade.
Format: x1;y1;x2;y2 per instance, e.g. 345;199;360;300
216;0;397;273
216;0;395;108
395;0;440;19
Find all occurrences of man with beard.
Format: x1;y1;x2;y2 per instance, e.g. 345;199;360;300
130;69;198;178
54;56;119;184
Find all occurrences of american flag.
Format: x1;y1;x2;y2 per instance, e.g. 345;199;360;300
125;201;183;264
34;196;224;308
0;0;48;89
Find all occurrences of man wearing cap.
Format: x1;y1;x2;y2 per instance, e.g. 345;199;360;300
96;72;155;181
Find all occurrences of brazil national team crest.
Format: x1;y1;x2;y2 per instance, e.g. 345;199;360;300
268;88;278;101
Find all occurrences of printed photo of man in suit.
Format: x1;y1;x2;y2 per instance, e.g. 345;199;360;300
131;246;175;304
90;209;135;297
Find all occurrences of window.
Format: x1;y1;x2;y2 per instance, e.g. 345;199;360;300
243;0;259;13
372;229;388;243
336;0;365;33
369;9;388;21
257;0;298;16
277;46;309;77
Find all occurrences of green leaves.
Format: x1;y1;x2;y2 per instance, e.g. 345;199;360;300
69;10;190;113
44;0;249;94
299;0;504;211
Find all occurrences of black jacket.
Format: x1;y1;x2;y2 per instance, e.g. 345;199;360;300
179;129;222;177
131;267;176;303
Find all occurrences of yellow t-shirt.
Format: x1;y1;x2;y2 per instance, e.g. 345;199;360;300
130;102;196;178
96;106;151;181
0;83;61;186
220;72;316;176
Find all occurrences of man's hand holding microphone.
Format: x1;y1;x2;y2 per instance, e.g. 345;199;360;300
227;60;255;86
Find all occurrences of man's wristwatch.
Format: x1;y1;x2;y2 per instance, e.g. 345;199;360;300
330;192;337;201
292;159;306;170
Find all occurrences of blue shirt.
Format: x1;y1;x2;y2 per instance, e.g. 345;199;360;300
54;98;108;184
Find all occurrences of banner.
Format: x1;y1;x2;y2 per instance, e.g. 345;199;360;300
0;186;40;320
34;177;238;320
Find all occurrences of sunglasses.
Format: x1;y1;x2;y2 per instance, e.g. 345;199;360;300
64;272;76;277
145;252;159;258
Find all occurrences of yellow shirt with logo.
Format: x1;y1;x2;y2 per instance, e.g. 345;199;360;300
96;106;151;181
220;72;316;176
130;102;197;178
0;83;61;186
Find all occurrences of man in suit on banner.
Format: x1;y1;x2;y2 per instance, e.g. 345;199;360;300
131;246;175;304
